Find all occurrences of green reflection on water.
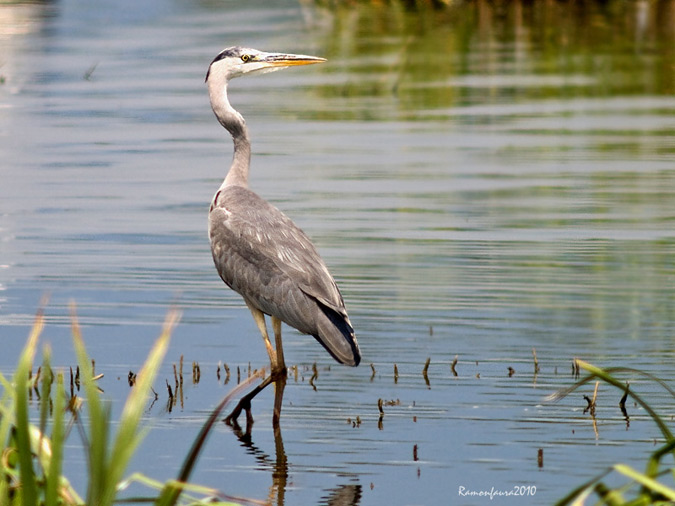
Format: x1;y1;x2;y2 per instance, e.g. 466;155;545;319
308;0;674;120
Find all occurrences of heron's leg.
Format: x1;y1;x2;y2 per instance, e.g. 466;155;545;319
271;373;287;430
269;316;287;427
227;302;286;430
271;316;286;375
244;300;277;372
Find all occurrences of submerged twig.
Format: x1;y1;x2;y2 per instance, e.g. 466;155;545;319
308;362;318;391
166;380;174;404
583;381;599;416
583;396;594;415
619;382;630;419
423;357;431;388
532;348;540;374
450;355;458;377
83;62;98;81
69;366;74;397
192;361;201;384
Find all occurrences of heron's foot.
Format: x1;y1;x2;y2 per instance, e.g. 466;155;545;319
224;394;251;428
225;398;255;436
224;374;274;429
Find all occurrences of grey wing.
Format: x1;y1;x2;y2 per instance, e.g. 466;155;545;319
209;186;360;365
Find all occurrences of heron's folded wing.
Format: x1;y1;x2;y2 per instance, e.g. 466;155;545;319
209;187;348;323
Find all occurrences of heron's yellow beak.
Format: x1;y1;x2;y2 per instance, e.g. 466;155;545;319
261;52;326;67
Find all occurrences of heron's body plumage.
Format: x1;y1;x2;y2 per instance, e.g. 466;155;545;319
209;184;360;365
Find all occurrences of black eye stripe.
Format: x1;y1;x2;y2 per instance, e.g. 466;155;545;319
206;46;247;82
212;47;239;64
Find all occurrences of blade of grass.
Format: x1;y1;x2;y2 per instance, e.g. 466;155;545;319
0;372;15;447
161;479;245;506
576;361;673;444
0;372;16;504
553;360;675;505
547;360;674;446
613;464;675;501
592;482;625;505
645;439;675;479
554;467;612;506
117;473;244;505
70;302;111;506
13;306;45;506
547;365;675;404
178;372;262;483
548;364;675;402
71;305;180;506
38;346;53;468
45;372;66;506
107;309;180;501
156;372;263;506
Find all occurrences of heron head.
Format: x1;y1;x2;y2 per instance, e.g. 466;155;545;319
205;46;326;83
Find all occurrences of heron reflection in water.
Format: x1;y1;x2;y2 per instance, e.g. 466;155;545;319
224;378;362;506
205;46;361;427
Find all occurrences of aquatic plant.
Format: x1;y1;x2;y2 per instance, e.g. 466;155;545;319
0;306;248;506
551;360;675;505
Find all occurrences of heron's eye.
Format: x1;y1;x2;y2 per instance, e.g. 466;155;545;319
241;54;251;63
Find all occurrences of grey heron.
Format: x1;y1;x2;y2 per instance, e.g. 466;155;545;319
205;46;361;422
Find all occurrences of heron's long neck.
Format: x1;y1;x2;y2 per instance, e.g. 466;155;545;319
208;80;251;188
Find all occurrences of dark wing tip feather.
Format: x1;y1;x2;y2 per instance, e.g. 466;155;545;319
315;304;361;367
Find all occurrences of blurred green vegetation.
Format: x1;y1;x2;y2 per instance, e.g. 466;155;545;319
551;360;675;505
306;0;675;118
0;308;243;506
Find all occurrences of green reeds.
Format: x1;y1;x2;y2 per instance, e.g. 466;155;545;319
0;307;82;504
71;304;178;506
0;305;246;506
552;360;675;505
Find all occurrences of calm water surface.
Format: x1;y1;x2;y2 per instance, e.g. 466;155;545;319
1;1;674;504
